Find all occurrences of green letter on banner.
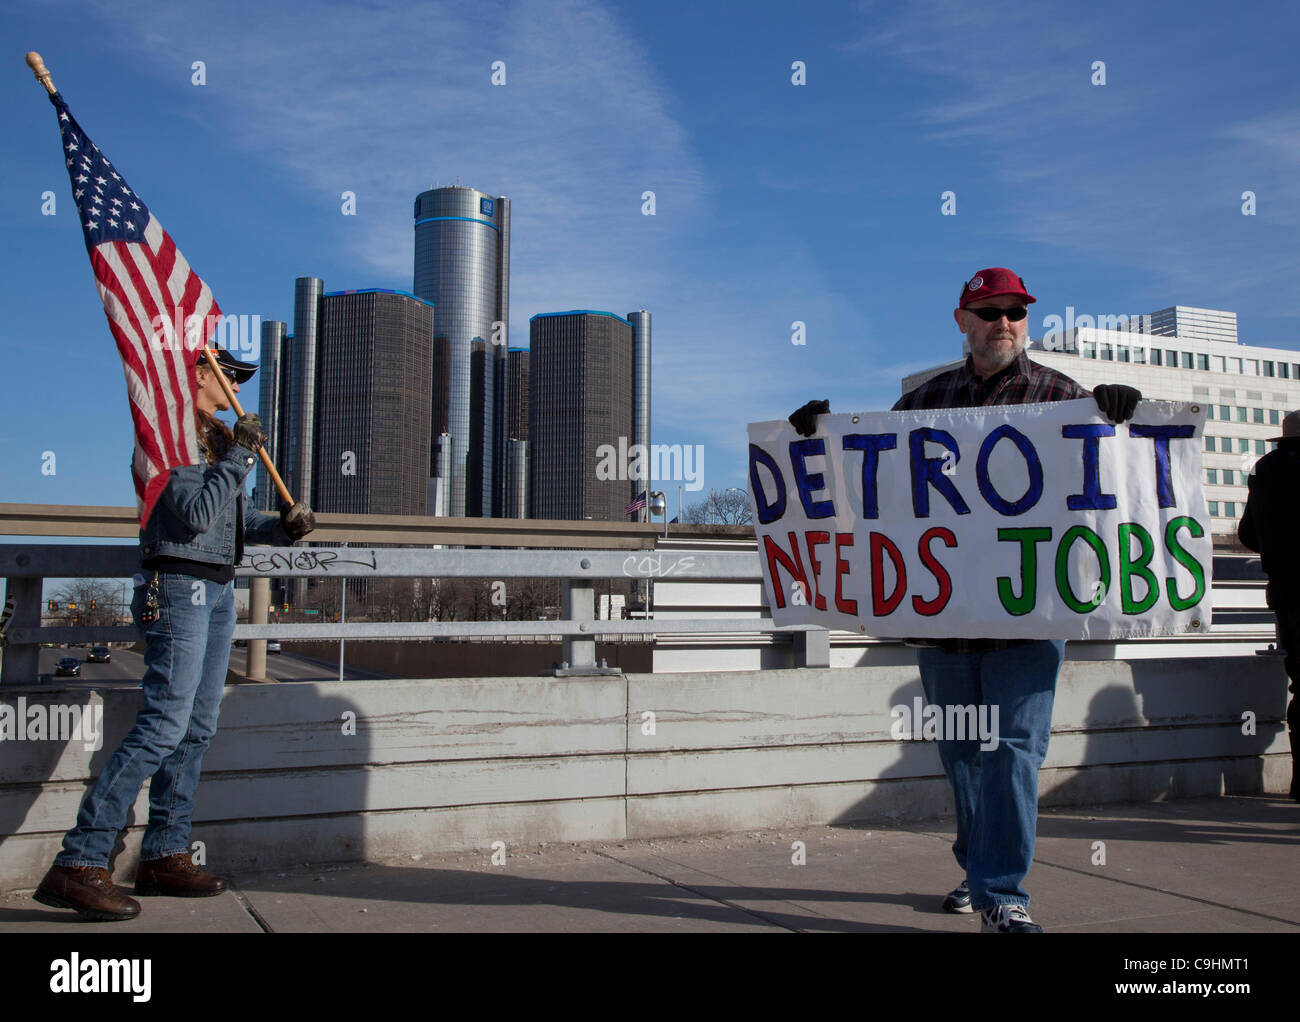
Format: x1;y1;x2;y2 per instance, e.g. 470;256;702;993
1165;516;1206;611
997;527;1052;615
1118;522;1158;614
1056;525;1111;614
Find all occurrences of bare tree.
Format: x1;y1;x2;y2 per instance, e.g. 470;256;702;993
682;487;753;526
50;579;127;629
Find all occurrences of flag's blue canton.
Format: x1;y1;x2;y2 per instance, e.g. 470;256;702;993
55;96;150;247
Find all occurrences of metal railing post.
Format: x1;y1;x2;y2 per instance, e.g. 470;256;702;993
1;577;43;685
561;577;596;671
795;627;830;669
246;576;269;680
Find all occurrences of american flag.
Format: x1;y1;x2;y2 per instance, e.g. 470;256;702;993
50;91;219;528
625;490;647;516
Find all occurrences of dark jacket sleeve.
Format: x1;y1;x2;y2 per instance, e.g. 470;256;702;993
243;499;292;546
1237;475;1259;552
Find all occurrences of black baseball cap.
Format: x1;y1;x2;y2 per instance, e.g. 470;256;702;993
195;345;258;384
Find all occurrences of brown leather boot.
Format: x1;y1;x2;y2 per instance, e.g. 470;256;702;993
134;853;228;897
34;865;142;921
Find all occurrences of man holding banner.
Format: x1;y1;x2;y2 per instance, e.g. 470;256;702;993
785;266;1145;933
1238;409;1300;801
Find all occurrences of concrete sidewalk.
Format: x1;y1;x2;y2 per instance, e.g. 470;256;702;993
3;795;1296;933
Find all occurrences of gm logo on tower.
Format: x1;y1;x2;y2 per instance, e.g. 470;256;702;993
480;197;494;216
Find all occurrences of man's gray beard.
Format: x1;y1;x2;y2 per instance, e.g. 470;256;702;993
968;333;1023;376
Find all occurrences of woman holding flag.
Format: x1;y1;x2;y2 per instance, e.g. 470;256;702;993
25;51;316;919
35;347;314;920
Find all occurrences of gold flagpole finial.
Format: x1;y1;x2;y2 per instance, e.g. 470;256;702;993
26;52;57;95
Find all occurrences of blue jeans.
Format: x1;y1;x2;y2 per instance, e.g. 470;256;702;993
55;574;236;867
916;639;1063;911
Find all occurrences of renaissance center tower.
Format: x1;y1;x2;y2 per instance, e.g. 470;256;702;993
413;185;511;517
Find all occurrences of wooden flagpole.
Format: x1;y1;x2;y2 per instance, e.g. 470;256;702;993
25;52;55;94
27;52;297;508
200;347;296;506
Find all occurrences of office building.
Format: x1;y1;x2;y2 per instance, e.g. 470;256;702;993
901;306;1300;536
413;185;511;517
312;289;434;515
628;309;652;523
529;310;635;522
255;318;288;511
506;347;529;442
1141;306;1239;346
505;437;528;519
283;276;323;511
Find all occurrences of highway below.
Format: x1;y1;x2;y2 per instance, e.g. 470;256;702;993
34;644;388;684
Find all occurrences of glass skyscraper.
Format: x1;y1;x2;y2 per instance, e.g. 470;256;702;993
255;318;287;511
313;289;434;515
529;310;635;522
413;185;511;517
260;284;434;516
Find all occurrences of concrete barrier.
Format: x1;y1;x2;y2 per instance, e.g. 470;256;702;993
1;655;1289;890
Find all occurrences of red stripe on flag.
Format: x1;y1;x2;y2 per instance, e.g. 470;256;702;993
92;245;189;469
115;236;193;445
138;465;172;529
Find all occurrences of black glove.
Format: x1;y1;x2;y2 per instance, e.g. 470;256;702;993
280;502;316;540
1093;384;1141;423
233;413;268;452
789;399;830;437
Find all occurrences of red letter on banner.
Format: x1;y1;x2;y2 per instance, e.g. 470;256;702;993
870;532;907;616
834;533;857;615
913;527;956;615
763;532;810;610
804;531;830;610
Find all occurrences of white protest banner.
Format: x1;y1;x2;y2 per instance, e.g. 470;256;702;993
747;398;1211;640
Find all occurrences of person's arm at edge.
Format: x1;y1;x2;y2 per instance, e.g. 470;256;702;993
1238;474;1260;552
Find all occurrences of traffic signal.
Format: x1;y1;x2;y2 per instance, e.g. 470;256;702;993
90;599;97;609
282;603;289;611
48;600;59;612
68;602;77;610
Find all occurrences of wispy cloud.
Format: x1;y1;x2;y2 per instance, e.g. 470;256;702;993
842;0;1300;316
82;0;709;324
64;0;855;489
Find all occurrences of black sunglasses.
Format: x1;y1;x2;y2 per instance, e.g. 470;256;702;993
967;305;1029;322
202;364;238;383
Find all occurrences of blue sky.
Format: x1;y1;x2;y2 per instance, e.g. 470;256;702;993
4;0;1299;518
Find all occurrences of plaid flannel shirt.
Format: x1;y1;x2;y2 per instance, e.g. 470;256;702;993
892;349;1091;653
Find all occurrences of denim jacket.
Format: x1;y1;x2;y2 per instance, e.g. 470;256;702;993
140;440;288;565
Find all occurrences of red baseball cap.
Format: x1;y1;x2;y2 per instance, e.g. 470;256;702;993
959;267;1036;308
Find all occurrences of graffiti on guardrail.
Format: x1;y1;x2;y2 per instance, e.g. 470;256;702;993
245;549;379;573
621;553;702;578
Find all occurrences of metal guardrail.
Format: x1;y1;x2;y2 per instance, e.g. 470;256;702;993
0;539;830;683
0;502;667;548
0;503;1275;685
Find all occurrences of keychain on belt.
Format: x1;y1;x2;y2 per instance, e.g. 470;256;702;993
140;571;160;624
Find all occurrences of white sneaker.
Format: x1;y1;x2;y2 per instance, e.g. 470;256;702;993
980;903;1042;933
942;880;972;913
